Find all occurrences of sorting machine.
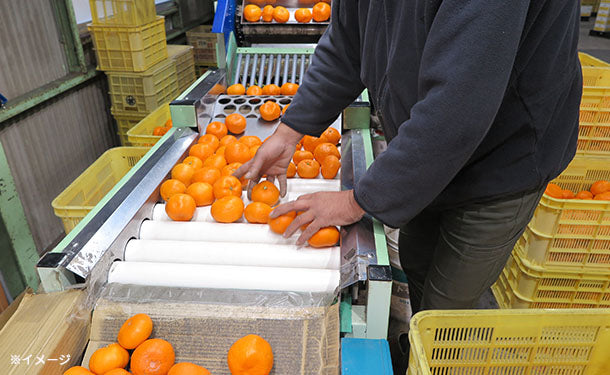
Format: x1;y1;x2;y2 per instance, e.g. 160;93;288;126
36;1;394;372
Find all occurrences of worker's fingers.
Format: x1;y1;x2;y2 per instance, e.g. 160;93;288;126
233;159;256;179
278;174;287;197
266;175;276;184
297;219;323;246
284;211;314;238
246;178;260;201
270;200;310;218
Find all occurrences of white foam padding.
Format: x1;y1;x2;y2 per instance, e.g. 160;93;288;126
107;262;340;293
124;240;340;269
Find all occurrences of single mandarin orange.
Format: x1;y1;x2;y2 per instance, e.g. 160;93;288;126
252;181;280;206
64;367;95;375
301;135;322;152
168;362;211;375
295;8;312;23
312;2;331;21
561;190;575;199
160;179;187;201
244;4;262;22
187;182;214;206
591;180;610;196
297;159;320;178
227;335;273;375
273;6;290;22
189;143;216;161
153;126;165;136
576;190;594;200
206;121;228;139
117;313;153;350
213;175;242;199
211;196;244;223
308;226;340;247
244;202;273;224
545;183;563;199
247;85;263;96
131;339;175;375
222;162;243;177
226;113;247;134
313;142;340;164
280;82;299;95
203;154;227;170
103;368;131;375
171;163;196;186
216;145;227;157
287;162;297;178
226;141;252;164
192;166;221;186
321;127;341;145
166;194;196;221
221;134;238;146
293;150;313;165
262;84;281;95
594;191;610;201
198;134;220;151
183;156;203;170
262;5;274;22
268;211;297;234
89;343;129;375
321;155;341;179
239;135;262;148
227;83;246;95
260;101;281;121
250;145;261;159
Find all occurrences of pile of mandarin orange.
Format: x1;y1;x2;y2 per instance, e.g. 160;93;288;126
243;2;330;24
64;313;274;375
153;118;173;137
545;180;610;200
159;110;342;247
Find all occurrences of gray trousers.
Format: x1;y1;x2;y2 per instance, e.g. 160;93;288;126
399;187;545;314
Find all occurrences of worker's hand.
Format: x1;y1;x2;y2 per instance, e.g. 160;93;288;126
271;190;366;245
234;123;302;198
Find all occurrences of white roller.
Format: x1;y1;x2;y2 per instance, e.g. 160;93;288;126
152;193;307;222
140;221;300;245
124;240;340;269
108;262;340;293
287;179;340;193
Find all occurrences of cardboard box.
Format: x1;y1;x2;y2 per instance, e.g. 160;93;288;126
186;25;220;67
83;285;340;374
0;289;91;374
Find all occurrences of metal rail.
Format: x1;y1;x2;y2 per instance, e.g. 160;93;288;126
233;52;312;86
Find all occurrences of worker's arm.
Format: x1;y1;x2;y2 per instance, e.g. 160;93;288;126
353;0;531;228
280;1;364;135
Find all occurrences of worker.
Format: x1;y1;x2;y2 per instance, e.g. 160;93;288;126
235;0;580;368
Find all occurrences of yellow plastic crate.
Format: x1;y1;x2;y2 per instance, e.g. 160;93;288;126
107;57;177;116
126;103;170;146
407;309;610;375
89;0;156;26
52;147;149;233
530;157;610;239
515;225;610;272
492;252;610;309
113;111;146;145
167;44;196;94
88;16;167;72
579;52;610;67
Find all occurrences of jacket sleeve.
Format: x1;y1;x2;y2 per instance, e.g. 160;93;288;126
354;0;531;228
281;2;364;136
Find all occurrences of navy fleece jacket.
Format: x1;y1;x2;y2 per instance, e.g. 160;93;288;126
281;0;582;228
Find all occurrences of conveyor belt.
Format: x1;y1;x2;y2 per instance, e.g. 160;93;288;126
233;52;311;86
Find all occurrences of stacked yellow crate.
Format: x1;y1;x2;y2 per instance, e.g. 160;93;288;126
87;0;177;145
167;45;197;95
492;54;610;309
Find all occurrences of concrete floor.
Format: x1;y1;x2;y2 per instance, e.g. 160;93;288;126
580;20;610;61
